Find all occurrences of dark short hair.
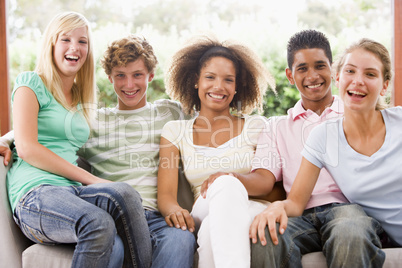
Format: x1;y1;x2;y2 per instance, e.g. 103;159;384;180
287;29;332;69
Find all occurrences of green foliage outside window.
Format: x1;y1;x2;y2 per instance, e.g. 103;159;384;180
7;0;391;116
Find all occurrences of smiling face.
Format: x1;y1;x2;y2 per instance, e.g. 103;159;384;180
336;48;388;112
286;48;333;110
53;26;88;80
197;56;237;114
108;58;154;110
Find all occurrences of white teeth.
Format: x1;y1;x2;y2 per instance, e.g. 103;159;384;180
208;93;224;99
348;90;366;96
124;91;138;96
306;84;321;89
66;55;79;60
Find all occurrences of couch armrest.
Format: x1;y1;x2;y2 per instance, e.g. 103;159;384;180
0;156;32;268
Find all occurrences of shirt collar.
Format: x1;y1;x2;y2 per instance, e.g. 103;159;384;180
114;102;151;113
289;95;344;121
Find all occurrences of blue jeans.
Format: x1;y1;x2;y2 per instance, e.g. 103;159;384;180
251;203;385;268
145;210;196;268
14;183;152;268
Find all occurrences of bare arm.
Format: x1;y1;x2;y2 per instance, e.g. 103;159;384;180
234;168;277;197
257;181;286;203
249;157;320;245
157;137;194;232
13;87;109;185
200;168;283;201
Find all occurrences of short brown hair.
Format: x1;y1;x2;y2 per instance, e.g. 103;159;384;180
101;35;158;75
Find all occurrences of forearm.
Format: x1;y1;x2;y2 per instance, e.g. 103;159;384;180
282;199;305;217
258;181;286;202
17;142;103;184
157;193;183;217
234;169;275;196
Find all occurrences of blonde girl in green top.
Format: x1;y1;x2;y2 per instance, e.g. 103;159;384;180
8;12;151;268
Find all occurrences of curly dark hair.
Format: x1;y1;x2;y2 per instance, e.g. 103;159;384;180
101;35;158;75
164;35;275;115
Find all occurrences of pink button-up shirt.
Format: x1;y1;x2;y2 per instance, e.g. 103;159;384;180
252;96;349;209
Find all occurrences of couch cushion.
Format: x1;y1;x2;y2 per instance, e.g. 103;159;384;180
301;248;402;268
22;244;74;268
302;252;327;268
382;248;402;268
0;157;32;268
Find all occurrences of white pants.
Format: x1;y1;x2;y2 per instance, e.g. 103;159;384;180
191;175;268;268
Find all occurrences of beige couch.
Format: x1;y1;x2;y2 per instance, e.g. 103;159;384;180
1;156;401;268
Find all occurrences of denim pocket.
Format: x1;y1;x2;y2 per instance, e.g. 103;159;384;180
19;221;55;245
19;185;45;207
15;185;56;245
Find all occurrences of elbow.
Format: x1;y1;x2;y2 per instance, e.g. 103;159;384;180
15;141;37;162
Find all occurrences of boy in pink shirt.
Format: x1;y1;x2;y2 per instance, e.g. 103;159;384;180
242;30;384;267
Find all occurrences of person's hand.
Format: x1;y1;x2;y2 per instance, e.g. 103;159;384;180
249;201;288;246
165;208;195;233
201;172;234;198
0;145;12;166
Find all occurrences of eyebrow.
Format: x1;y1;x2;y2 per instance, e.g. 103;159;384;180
295;60;328;69
295;63;307;68
344;63;380;72
203;71;235;77
115;69;146;74
59;33;88;40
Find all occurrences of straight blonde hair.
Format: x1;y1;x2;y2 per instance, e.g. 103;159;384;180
35;11;96;123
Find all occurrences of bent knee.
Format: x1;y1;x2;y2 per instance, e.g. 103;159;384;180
209;175;246;195
77;212;117;246
103;183;143;208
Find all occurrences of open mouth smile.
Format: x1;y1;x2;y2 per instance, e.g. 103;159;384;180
347;90;367;98
305;83;324;89
65;55;79;62
123;89;140;96
208;93;226;100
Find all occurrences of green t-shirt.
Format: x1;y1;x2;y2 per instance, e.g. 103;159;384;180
7;72;89;211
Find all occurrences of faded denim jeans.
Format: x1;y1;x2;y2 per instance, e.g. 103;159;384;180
145;210;196;268
14;182;152;268
251;203;385;268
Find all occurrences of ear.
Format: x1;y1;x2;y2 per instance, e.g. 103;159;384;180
334;72;340;88
148;72;155;82
380;80;389;96
285;68;294;85
195;75;200;89
108;75;113;84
